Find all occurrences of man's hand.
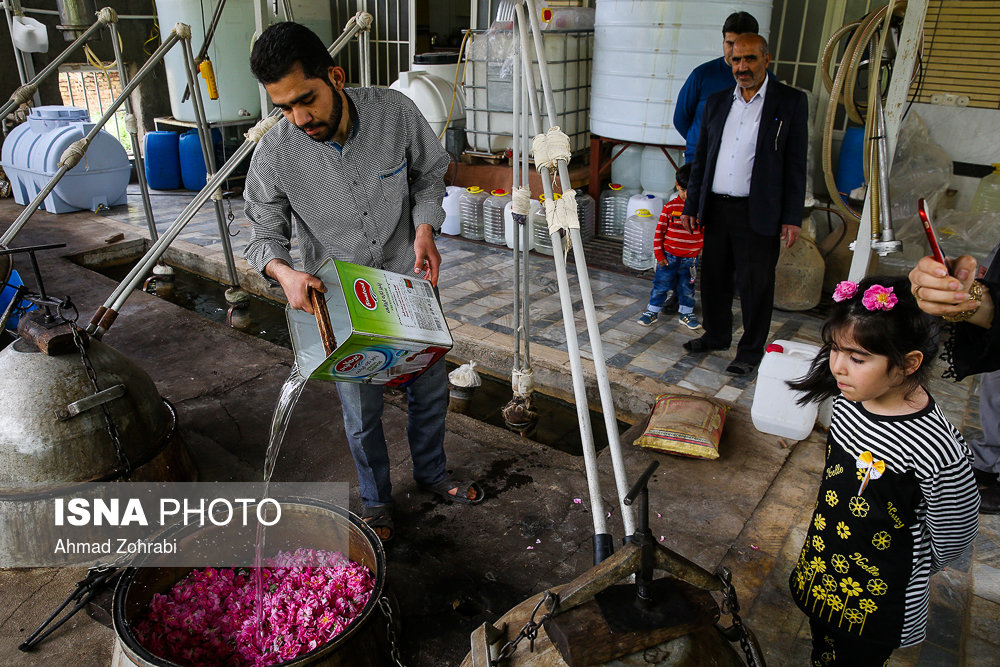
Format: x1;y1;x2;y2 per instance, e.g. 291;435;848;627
414;224;441;286
680;214;697;233
266;259;326;314
780;224;800;248
908;254;985;321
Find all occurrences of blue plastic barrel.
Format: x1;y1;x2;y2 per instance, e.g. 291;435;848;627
835;126;866;203
178;129;222;191
144;131;181;190
1;270;36;330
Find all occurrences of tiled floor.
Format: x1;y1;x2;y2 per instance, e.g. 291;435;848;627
100;188;993;665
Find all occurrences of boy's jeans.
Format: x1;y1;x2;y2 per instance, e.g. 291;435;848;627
646;254;698;315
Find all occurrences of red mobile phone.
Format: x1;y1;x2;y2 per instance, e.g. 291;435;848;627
917;198;947;265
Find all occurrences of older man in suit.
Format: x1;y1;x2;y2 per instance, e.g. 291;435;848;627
679;33;808;375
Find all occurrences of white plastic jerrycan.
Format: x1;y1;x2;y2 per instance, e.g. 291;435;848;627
751;340;822;440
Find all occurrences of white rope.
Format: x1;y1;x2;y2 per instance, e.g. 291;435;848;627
512;368;534;395
9;82;38;108
531;126;572;171
58;139;89;169
511;186;531;216
353;11;373;30
124;113;137;134
97;7;118;24
208;173;224;201
245;115;279;143
173;23;191;40
531;133;551;170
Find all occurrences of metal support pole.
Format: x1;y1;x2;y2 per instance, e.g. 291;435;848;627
2;0;30;90
90;19;372;337
0;15;107;119
181;31;241;289
511;37;522;372
513;5;608;545
0;29;183;248
108;21;157;242
523;0;635;536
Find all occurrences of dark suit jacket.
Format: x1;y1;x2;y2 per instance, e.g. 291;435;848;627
682;72;808;236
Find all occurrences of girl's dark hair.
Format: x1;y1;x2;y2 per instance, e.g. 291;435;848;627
788;276;938;405
250;22;335;84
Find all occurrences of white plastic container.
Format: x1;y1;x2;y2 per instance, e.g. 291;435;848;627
532;194;560;256
389;69;465;147
441;185;463;235
598;183;637;239
504;199;540;251
751;340;822;440
610;144;643;189
622;208;656;270
591;0;773;144
11;15;48;53
575;188;596;243
483;189;511;245
971;163;1000;214
459;186;488;240
1;106;129;214
627;193;663;221
641;146;680;200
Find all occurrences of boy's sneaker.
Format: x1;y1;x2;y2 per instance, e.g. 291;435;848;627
637;311;658;327
679;313;701;330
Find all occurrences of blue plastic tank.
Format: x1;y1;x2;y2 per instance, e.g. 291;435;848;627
835;126;866;203
0;105;130;213
0;270;36;330
178;128;222;191
144;131;181;190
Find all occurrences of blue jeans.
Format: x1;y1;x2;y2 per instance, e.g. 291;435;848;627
647;254;698;315
336;357;449;508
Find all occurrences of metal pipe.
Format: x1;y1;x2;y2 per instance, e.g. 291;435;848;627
91;21;370;336
513;3;606;540
0;16;106;119
511;34;522;372
181;32;241;288
3;0;30;90
108;21;157;242
0;29;182;248
521;74;531;367
524;0;635;536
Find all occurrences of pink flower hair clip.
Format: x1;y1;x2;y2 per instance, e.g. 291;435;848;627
862;284;898;311
832;280;858;302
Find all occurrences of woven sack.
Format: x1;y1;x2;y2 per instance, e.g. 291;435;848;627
632;394;727;460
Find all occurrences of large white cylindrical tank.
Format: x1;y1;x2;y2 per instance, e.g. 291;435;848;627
389;69;465;146
591;0;773;145
156;0;332;123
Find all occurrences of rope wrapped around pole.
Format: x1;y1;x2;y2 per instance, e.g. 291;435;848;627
7;83;38;109
96;7;118;24
512;368;535;396
172;23;191;40
245;115;280;143
531;126;572;171
58;139;89;169
123;113;138;134
511;185;532;221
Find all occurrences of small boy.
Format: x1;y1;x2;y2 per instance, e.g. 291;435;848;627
638;163;703;329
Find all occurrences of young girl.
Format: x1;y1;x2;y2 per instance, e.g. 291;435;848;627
787;276;979;666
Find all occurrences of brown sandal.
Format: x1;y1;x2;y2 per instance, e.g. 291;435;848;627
361;505;394;544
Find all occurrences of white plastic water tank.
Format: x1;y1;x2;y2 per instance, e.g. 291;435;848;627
156;0;332;123
751;340;822;440
591;0;773;144
1;106;129;214
390;69;465;146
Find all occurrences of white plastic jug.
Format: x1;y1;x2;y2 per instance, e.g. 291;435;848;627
483;189;511;245
441;185;463;235
751;340;822;440
598;183;637;240
459;186;488;240
504;199;539;251
627;193;663;221
622;208;656;270
533;194;560;256
575;188;596;243
611;144;643;189
640;146;679;200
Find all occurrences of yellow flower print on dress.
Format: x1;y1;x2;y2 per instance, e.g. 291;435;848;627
856;451;885;495
810;557;827;574
849;496;870;517
858;599;877;614
831;553;849;573
836;521;851;539
812;535;826;552
840;577;862;597
872;531;891;550
826;595;844;622
867;578;887;596
825;490;839;507
844;607;864;625
823;574;837;591
814;513;827;531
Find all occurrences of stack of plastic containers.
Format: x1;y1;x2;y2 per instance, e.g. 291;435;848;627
459;186;488;240
575;188;596;243
622;208;656;270
598;183;636;240
532;193;561;256
483;189;511;245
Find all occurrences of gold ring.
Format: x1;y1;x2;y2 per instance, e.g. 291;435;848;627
914;285;924;301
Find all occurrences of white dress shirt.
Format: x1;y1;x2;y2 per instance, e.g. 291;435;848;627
711;75;769;197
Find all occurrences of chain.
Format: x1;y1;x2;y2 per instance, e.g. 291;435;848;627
378;596;407;667
68;320;132;478
718;570;760;667
226;198;240;237
491;591;557;666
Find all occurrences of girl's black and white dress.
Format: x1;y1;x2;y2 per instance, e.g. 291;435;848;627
789;395;979;648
